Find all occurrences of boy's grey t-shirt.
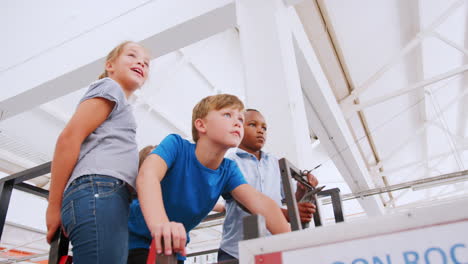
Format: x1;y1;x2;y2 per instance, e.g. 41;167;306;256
66;78;139;190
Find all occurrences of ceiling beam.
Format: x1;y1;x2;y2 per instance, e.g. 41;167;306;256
399;0;429;203
289;8;383;215
177;50;218;93
37;105;68;125
0;1;236;121
429;121;467;145
134;94;191;138
432;32;468;56
0;149;35;175
338;0;465;111
457;4;468;147
373;86;468;172
345;65;468;113
380;147;468;176
312;0;396;206
283;0;304;7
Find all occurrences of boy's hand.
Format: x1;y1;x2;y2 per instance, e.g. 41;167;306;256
151;222;187;256
306;173;319;187
298;202;316;223
296;172;319;201
297;172;319;190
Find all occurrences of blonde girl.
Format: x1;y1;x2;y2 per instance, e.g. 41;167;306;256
46;41;150;264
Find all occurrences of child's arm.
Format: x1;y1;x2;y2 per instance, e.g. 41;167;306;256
137;154;187;256
232;184;291;234
46;98;115;243
281;204;316;223
212;203;225;213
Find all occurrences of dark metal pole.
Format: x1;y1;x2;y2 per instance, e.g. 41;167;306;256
319;188;344;223
243;214;266;240
0;162;51;185
49;230;71;264
14;182;49;199
278;158;302;231
0;180;14;239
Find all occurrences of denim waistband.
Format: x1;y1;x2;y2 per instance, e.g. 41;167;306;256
69;174;124;187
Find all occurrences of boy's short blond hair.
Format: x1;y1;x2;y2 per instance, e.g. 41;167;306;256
138;145;156;169
192;94;245;142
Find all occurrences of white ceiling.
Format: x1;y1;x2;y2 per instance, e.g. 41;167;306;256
0;0;467;262
317;0;468;206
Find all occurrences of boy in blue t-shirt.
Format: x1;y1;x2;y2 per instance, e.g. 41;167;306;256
128;94;290;263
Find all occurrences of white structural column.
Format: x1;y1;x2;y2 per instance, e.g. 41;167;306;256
289;9;383;215
236;0;313;167
458;4;468;148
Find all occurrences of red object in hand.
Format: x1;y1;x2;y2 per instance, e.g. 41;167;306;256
58;255;72;264
146;239;178;264
146;239;157;264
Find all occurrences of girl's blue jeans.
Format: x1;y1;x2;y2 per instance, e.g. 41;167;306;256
61;174;131;264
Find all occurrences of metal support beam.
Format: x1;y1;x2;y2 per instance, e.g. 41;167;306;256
177;50;218;93
186;249;217;258
14;182;49;199
290;8;383;215
374;125;427;171
399;0;429;207
458;3;468;141
348;65;468;112
49;230;71;264
243;214;266;240
332;169;468;203
427;89;465;170
339;0;465;107
373;86;468;171
0;162;51;185
382;147;468;176
0;180;14;239
38;104;68;125
283;0;304;7
432;32;468;57
135;95;190;138
0;148;39;175
317;188;344;223
279;158;345;228
278;158;302;231
0;162;51;240
0;252;49;263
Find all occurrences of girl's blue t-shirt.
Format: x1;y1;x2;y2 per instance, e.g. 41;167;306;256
128;134;247;251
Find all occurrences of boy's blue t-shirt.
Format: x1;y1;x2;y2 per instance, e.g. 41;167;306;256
128;134;247;251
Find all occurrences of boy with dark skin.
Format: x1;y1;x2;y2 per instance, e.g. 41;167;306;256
218;109;318;261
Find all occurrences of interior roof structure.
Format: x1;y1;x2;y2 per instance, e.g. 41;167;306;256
0;0;467;262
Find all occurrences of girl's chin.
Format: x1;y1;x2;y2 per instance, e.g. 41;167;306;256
125;81;145;91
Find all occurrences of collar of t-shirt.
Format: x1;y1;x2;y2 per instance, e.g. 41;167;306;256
234;148;270;161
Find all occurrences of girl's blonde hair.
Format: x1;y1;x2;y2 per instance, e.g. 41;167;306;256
98;41;134;79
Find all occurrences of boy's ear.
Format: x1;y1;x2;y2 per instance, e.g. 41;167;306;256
194;118;207;136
